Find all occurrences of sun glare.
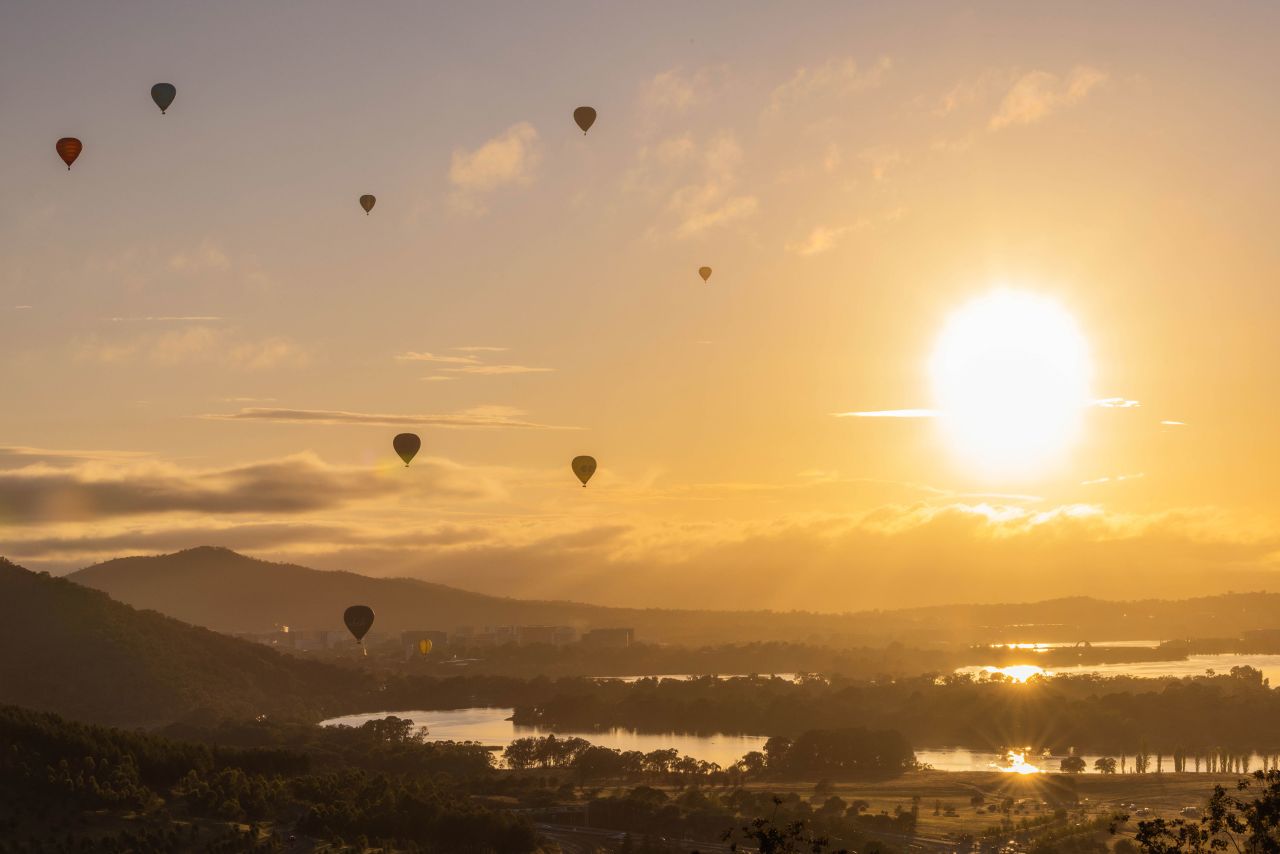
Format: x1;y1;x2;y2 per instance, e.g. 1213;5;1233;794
931;290;1091;476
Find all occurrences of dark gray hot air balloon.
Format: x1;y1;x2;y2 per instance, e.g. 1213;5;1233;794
393;433;421;466
571;455;597;487
359;194;376;214
573;106;596;134
151;83;176;114
698;266;712;282
343;605;375;643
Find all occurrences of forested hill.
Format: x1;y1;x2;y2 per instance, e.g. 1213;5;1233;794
67;547;1280;647
0;558;372;728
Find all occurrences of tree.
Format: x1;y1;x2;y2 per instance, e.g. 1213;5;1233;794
1060;756;1087;774
1094;757;1117;775
1124;769;1280;854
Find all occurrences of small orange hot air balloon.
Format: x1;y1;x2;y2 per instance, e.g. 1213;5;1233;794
698;266;712;282
56;138;82;170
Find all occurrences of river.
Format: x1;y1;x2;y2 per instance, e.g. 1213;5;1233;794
320;707;1279;773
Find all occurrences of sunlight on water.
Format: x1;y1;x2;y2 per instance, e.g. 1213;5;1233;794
996;750;1042;775
980;664;1049;682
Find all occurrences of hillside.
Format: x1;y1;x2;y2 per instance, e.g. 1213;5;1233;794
0;557;372;727
65;547;1280;647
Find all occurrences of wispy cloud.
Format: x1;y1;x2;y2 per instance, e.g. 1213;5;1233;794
989;66;1107;130
444;365;554;375
786;224;860;256
1161;420;1186;427
1081;473;1146;486
110;316;225;323
767;56;891;116
453;346;508;353
449;122;540;211
203;406;575;430
396;351;481;365
1092;397;1140;409
79;327;307;371
834;409;938;418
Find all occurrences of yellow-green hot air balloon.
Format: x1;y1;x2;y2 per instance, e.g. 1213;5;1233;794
151;83;176;114
573;106;596;134
393;433;420;466
359;194;376;214
343;605;375;643
418;638;432;656
572;455;597;487
698;266;712;282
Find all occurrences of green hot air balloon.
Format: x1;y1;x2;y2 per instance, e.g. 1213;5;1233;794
573;106;596;134
359;194;376;214
572;455;597;487
151;83;176;114
698;266;712;282
344;605;375;643
393;433;421;466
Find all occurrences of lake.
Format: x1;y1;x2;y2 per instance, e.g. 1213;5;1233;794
956;652;1280;685
320;707;1279;773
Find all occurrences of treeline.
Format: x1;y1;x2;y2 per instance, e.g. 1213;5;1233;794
361;639;950;680
502;668;1280;753
501;728;915;781
0;704;536;852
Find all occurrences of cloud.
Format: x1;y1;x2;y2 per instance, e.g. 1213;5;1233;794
396;351;481;365
453;346;509;353
989;66;1107;130
834;409;938;418
444;365;554;375
640;67;720;117
167;241;231;274
1092;397;1140;409
203;406;575;430
420;376;455;383
787;224;859;257
110;316;225;322
0;453;403;524
79;327;307;371
767;56;891;116
449;122;541;206
665;134;759;239
1161;420;1186;427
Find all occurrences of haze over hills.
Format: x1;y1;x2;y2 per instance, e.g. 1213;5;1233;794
0;556;370;728
66;547;1280;647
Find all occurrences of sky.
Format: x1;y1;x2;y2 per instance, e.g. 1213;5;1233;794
3;1;1280;611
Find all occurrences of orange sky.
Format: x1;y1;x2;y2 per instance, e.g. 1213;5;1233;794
2;2;1279;610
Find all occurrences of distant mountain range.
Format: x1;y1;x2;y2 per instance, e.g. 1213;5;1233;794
0;556;370;727
64;546;1280;647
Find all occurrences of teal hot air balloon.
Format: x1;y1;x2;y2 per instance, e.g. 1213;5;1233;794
151;83;176;114
572;455;597;487
393;433;421;466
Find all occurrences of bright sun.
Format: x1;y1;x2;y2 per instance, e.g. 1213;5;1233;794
930;290;1091;476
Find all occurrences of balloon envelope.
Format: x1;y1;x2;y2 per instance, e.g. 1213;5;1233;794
151;83;176;114
418;639;432;655
359;194;376;214
698;266;712;282
344;605;375;642
56;138;82;170
393;433;421;466
573;106;596;134
572;455;597;487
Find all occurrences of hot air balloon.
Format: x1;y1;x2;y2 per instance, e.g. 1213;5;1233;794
393;433;421;466
572;455;597;487
573;106;596;134
359;194;376;215
418;638;433;656
56;138;82;170
151;83;176;114
698;266;712;282
344;605;375;643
